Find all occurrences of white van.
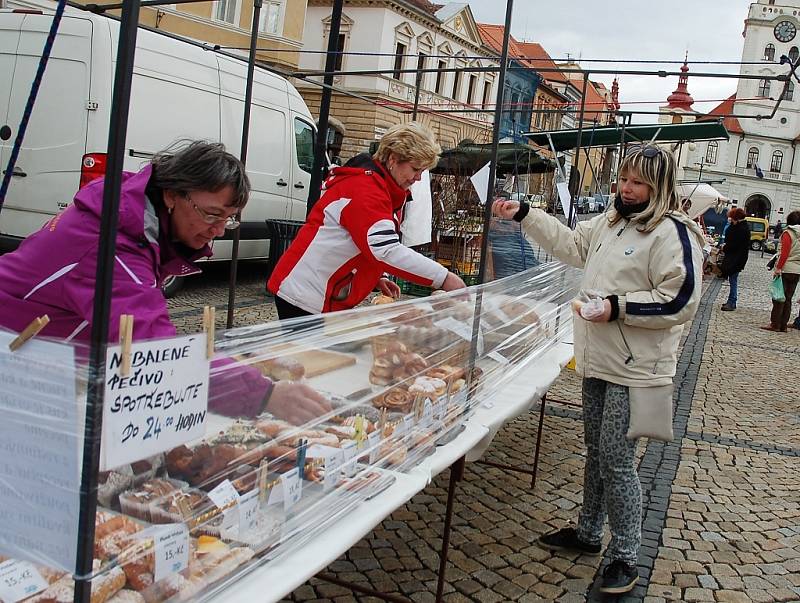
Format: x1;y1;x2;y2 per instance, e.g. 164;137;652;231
0;8;316;292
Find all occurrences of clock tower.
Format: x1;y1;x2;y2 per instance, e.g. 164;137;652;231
680;0;800;222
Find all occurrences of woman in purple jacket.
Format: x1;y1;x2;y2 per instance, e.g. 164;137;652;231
0;141;329;424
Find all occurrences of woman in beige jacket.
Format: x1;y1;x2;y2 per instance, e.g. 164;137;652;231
493;145;704;595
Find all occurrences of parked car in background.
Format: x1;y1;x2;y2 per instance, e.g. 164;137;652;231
745;216;770;250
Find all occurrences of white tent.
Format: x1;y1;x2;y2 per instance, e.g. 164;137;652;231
676;183;728;220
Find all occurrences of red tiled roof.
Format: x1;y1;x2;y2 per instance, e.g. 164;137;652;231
698;94;743;134
476;23;524;58
515;41;568;84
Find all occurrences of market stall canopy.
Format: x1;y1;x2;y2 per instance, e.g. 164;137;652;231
432;141;555;176
676;182;728;220
524;120;730;152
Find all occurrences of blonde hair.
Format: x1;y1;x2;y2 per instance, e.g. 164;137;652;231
373;121;441;170
608;145;679;232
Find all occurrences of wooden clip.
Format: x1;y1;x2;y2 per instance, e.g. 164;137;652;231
119;314;134;377
175;493;192;521
378;407;387;433
8;315;50;352
203;306;216;359
258;459;269;503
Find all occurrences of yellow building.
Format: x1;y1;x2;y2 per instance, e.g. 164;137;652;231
68;0;308;70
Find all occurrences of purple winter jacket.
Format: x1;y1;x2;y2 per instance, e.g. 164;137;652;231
0;165;271;417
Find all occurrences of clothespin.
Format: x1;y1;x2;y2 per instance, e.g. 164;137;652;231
354;415;366;448
119;314;134;377
378;408;388;434
258;458;269;503
203;306;216;359
175;493;192;521
414;397;424;421
8;315;50;352
296;439;307;477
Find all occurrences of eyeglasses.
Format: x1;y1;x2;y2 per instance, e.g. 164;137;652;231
184;194;240;230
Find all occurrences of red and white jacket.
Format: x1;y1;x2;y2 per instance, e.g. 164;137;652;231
267;154;447;313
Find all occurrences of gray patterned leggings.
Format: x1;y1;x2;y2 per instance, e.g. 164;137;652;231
576;378;641;565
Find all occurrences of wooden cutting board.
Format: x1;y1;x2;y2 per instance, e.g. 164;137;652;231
286;349;357;378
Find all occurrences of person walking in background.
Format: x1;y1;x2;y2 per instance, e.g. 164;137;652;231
720;207;750;311
493;145;704;595
774;219;783;238
268;122;466;318
762;210;800;332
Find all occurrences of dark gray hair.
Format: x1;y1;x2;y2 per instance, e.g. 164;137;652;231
150;141;251;208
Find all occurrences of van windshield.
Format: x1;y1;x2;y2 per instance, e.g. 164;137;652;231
748;221;766;233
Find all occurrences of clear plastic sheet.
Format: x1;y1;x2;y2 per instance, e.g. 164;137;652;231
0;262;580;603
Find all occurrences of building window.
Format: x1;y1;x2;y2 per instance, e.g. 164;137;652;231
392;42;406;80
705;141;718;164
466;74;477;105
482;80;492;109
435;59;447;95
758;79;771;97
259;0;284;34
771;150;784;172
790;46;800;62
451;69;461;100
787;80;795;101
416;53;427;89
746;147;760;169
764;43;776;61
214;0;238;24
330;33;346;72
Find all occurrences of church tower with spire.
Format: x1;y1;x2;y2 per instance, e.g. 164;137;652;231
659;54;697;124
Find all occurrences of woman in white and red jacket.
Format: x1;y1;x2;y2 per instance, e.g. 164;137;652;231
268;122;465;318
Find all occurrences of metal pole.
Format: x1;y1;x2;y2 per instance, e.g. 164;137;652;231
412;62;423;120
435;456;466;602
476;0;514;285
567;73;590;229
226;0;262;329
307;0;344;213
75;1;140;601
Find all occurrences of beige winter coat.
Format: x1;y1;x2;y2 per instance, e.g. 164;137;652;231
778;225;800;275
520;208;705;388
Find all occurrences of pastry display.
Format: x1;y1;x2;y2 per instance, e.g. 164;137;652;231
165;444;248;489
408;376;446;399
371;294;396;305
371;387;413;414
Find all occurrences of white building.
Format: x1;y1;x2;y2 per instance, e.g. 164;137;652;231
681;0;800;221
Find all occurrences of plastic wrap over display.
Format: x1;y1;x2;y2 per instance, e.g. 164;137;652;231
0;261;580;603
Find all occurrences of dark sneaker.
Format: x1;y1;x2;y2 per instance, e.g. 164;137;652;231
599;559;639;594
720;304;735;311
537;527;601;556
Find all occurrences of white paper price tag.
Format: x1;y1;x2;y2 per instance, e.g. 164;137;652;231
403;414;414;435
323;448;345;492
422;399;434;428
0;560;48;602
452;388;468;406
208;479;240;530
367;430;381;464
341;440;358;478
237;489;260;533
153;524;189;582
435;397;448;421
281;468;302;512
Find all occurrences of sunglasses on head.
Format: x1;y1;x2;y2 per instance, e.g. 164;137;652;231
629;145;660;158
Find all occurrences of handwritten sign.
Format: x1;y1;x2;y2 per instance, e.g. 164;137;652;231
422;399;434;428
207;480;240;531
153;524;189;582
0;333;79;571
341;441;358;479
307;444;344;492
101;334;209;470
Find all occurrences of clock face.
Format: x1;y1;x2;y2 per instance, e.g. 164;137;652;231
774;20;797;43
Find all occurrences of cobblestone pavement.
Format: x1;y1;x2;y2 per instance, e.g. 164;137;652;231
169;250;800;602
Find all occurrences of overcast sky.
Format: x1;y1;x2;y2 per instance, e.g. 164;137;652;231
466;0;754;121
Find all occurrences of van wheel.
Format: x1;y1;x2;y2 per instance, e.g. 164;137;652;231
750;240;762;251
161;276;184;298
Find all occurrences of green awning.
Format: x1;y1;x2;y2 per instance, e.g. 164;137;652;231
433;141;554;176
524;120;730;152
